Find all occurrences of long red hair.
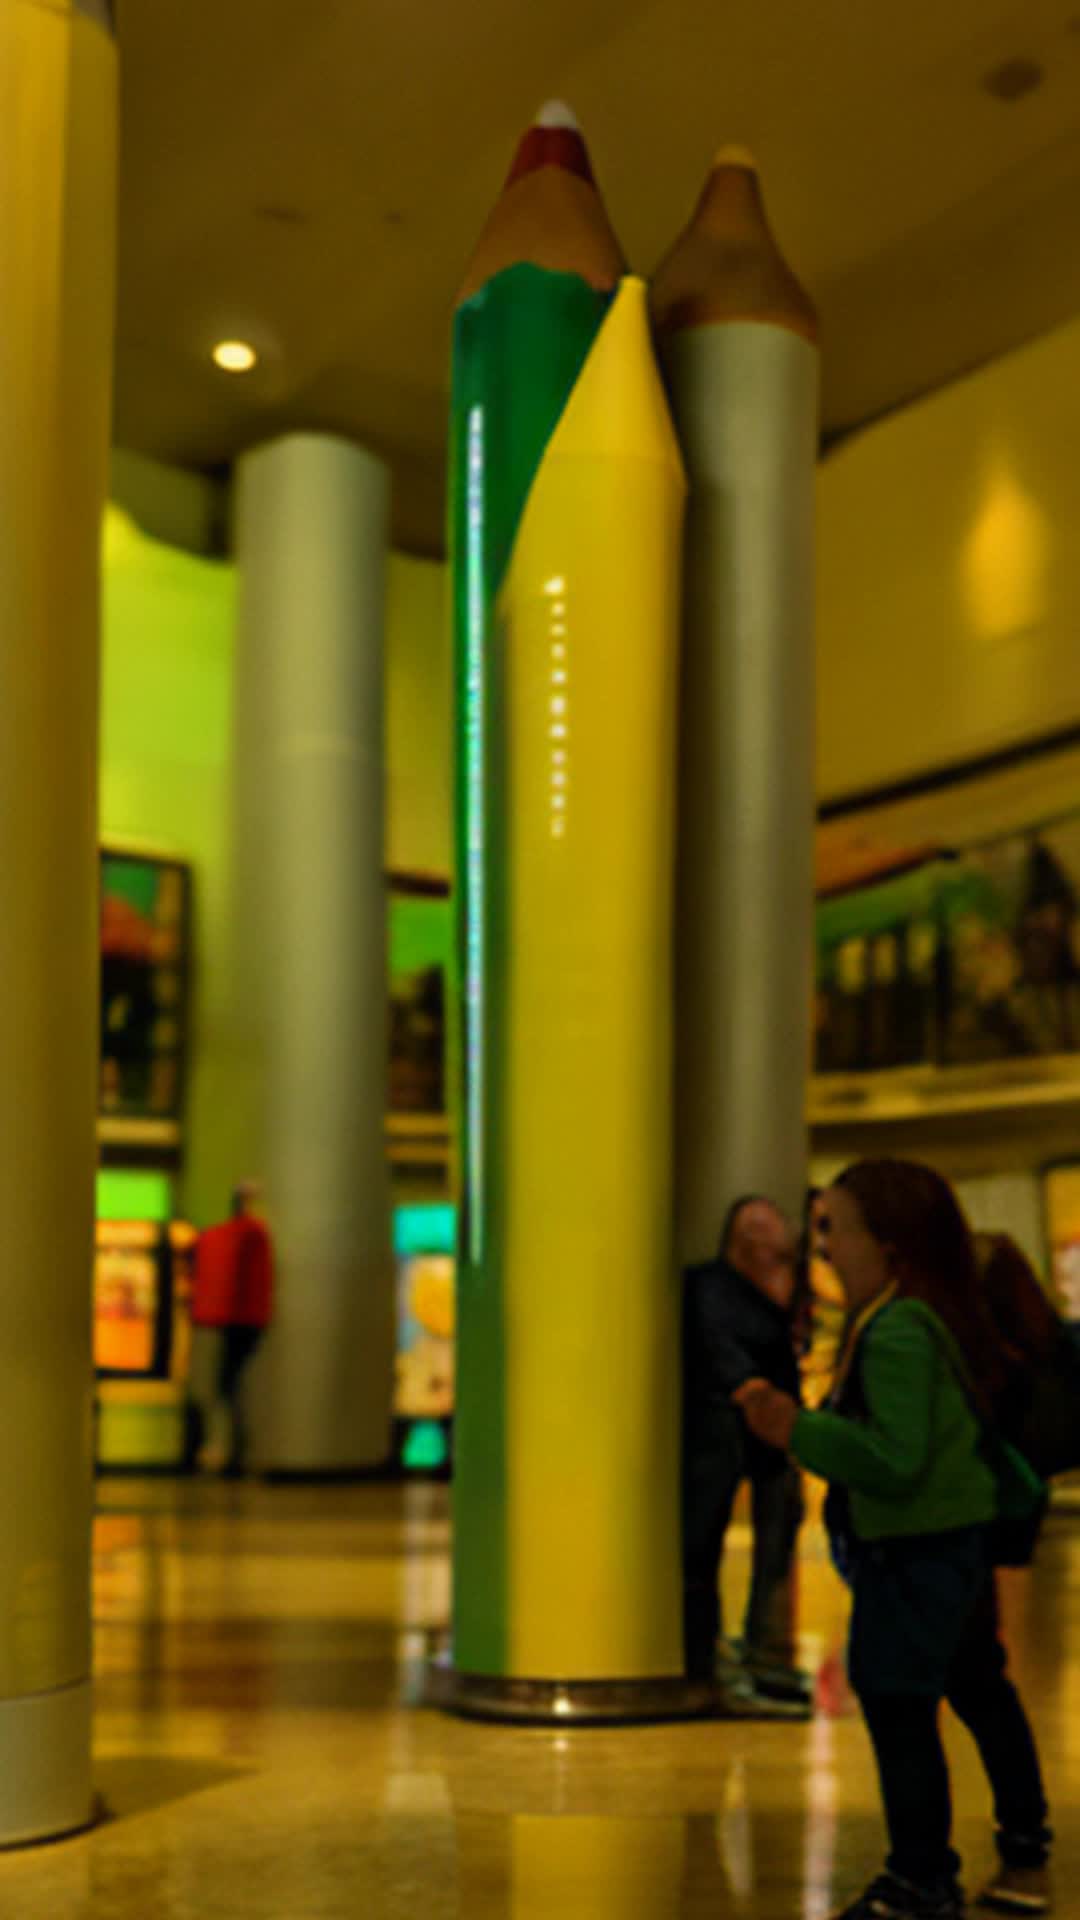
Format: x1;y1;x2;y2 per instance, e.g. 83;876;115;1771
975;1231;1059;1364
836;1159;1009;1418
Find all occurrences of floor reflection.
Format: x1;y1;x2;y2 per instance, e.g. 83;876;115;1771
509;1816;684;1918
0;1479;1070;1917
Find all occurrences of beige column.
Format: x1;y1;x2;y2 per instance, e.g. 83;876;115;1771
233;435;395;1469
0;0;117;1843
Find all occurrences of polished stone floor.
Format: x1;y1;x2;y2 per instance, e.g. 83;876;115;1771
2;1478;1078;1916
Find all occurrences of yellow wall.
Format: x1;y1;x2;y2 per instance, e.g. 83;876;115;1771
816;312;1080;802
385;552;450;875
100;508;236;1223
101;493;448;1221
109;449;226;557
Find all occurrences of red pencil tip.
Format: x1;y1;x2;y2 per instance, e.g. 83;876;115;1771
505;110;595;188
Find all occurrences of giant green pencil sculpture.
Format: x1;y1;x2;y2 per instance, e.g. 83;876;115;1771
448;104;686;1711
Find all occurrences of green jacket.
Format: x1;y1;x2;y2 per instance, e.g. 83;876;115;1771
791;1298;1038;1542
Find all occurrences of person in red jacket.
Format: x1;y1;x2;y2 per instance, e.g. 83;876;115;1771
191;1182;274;1475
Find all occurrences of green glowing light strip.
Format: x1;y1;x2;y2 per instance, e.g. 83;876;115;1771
449;261;613;1676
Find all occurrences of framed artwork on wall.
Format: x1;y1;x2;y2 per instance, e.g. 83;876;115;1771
388;872;451;1121
1043;1163;1080;1325
813;815;1080;1079
100;849;192;1125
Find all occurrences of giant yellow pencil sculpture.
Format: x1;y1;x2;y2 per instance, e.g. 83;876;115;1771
448;108;687;1714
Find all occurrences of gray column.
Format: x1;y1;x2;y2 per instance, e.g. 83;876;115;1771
0;0;116;1842
233;435;394;1469
669;325;818;1246
653;155;820;1258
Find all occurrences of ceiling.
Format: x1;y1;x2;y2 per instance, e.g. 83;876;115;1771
114;0;1080;553
816;735;1080;892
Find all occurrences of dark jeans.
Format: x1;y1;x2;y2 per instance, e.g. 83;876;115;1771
219;1324;262;1397
218;1325;263;1472
859;1570;1051;1893
682;1441;803;1680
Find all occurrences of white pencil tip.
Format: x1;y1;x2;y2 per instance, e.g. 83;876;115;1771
536;100;581;132
714;143;758;172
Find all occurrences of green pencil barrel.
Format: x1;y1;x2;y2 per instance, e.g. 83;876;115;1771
449;263;612;1676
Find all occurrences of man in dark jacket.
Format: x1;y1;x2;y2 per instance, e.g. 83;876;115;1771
682;1195;807;1708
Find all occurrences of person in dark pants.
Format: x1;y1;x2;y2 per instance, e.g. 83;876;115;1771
737;1160;1050;1920
191;1182;275;1476
944;1575;1051;1907
682;1195;808;1710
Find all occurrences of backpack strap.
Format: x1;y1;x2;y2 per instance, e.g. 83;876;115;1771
829;1282;898;1409
896;1299;1045;1519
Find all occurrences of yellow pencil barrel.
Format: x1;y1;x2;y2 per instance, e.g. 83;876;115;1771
499;279;685;1678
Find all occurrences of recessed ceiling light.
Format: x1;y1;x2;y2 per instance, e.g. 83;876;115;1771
212;340;258;373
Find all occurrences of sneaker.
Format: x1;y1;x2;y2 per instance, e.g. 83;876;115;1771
745;1659;814;1705
831;1872;965;1919
976;1865;1050;1914
719;1670;812;1720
